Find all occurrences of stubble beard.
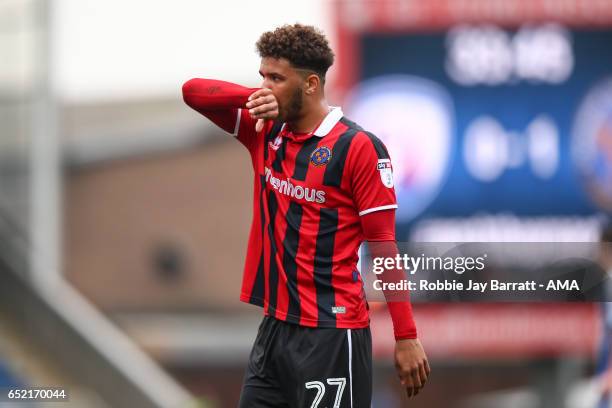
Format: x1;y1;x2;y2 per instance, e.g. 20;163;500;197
279;87;303;123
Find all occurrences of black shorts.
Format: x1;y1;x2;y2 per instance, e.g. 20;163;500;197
239;316;372;408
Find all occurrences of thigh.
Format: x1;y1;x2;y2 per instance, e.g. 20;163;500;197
348;327;373;407
239;317;290;408
284;326;372;408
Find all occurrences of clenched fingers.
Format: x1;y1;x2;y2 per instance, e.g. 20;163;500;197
248;103;278;118
248;88;274;102
246;93;276;109
247;89;278;119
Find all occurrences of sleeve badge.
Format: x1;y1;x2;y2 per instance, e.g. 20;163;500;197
377;159;394;188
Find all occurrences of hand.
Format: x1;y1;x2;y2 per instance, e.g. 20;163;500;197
246;88;279;132
394;338;430;398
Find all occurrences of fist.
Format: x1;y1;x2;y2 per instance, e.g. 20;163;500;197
246;88;279;132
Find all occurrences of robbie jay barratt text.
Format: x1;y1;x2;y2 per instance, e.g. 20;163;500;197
372;279;580;292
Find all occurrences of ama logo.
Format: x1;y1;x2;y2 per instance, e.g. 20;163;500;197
346;75;455;222
572;77;612;211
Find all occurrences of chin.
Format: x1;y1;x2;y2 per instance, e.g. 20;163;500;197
276;112;287;122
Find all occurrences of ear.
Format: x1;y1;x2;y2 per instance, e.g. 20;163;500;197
304;73;320;95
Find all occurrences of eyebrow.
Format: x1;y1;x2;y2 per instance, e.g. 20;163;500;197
259;70;285;78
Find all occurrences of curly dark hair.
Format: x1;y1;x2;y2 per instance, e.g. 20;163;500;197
256;24;335;81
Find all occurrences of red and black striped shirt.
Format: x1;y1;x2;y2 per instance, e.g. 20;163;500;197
235;107;398;329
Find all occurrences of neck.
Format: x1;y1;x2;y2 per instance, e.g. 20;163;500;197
287;100;329;134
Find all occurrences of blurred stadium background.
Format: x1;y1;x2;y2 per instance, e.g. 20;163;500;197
1;0;612;407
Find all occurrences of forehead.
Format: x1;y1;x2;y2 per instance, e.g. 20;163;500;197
259;57;295;74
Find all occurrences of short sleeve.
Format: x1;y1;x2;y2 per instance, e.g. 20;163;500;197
347;132;398;216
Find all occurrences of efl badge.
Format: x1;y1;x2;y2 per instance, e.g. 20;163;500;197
310;146;332;166
377;159;394;188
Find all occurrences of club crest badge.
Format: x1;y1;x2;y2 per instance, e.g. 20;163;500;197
310;146;332;166
377;159;394;188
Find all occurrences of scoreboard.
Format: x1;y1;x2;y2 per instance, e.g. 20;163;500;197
335;0;612;241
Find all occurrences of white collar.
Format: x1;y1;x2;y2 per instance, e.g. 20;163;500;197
281;107;343;138
314;106;343;137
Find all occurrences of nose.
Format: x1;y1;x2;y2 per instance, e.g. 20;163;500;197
261;78;272;89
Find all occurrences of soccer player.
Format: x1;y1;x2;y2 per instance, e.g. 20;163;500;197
182;24;429;407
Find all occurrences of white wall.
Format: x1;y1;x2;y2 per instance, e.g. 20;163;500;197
52;0;331;103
